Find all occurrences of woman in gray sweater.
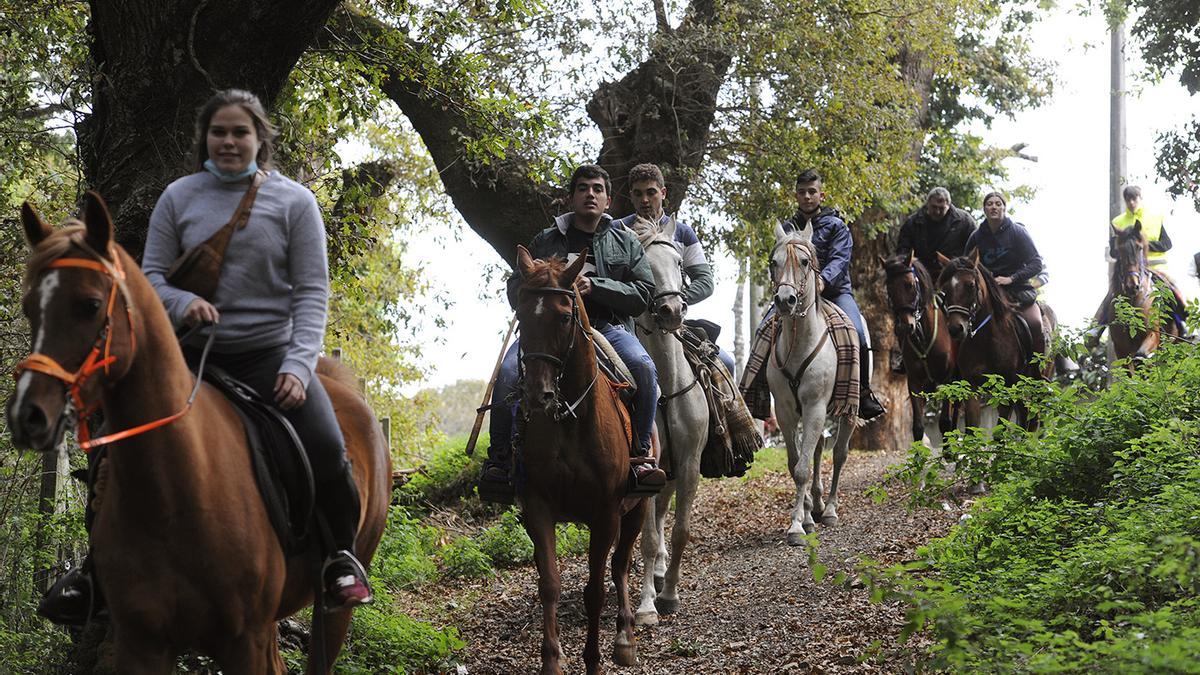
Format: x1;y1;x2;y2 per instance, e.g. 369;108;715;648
141;89;372;611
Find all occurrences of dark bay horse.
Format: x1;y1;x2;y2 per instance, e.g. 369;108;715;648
512;245;649;675
7;194;390;674
1107;222;1182;363
880;253;955;447
936;251;1055;432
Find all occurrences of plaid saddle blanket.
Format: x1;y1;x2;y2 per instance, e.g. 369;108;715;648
738;300;860;420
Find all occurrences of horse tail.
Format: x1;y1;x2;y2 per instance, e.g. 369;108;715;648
316;356;364;399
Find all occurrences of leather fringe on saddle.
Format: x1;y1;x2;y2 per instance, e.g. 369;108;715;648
676;325;762;478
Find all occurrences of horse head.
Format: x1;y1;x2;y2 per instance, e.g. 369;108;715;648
936;250;1005;342
880;251;927;338
8;193;138;451
630;217;686;331
1111;222;1150;298
771;222;819;318
514;245;589;417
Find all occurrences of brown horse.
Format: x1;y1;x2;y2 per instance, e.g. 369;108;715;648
512;245;649;675
6;193;390;674
1107;222;1182;363
936;251;1055;432
880;253;956;447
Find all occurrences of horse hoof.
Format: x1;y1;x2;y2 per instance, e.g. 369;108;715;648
821;514;839;527
655;596;679;615
613;643;638;666
803;522;817;535
787;531;805;546
635;610;659;626
654;575;664;594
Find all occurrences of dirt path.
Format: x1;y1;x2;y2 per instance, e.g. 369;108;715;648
421;447;957;674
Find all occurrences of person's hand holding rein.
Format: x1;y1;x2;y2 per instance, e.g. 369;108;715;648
274;373;306;410
183;298;221;326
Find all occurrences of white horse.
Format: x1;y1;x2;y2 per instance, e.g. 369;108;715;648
765;223;854;545
628;218;708;626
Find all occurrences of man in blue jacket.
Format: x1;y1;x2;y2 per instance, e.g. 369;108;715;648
740;169;886;421
613;162;737;376
479;165;667;502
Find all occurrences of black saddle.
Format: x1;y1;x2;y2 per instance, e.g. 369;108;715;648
201;366;315;554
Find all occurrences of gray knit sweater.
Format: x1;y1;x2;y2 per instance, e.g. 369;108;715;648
143;170;329;388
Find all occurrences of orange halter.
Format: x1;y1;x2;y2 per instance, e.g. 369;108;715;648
13;246;192;452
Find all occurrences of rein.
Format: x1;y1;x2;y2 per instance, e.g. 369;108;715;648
941;268;993;340
13;246;207;452
771;238;829;415
517;285;598;422
889;265;940;359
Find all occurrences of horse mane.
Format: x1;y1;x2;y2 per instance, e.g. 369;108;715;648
626;216;672;249
939;255;1015;319
522;256;569;289
23;222;87;290
883;254;933;296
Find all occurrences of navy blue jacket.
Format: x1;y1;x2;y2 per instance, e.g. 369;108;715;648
964;218;1044;291
781;207;853;299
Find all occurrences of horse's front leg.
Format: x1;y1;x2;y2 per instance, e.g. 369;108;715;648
583;514;618;675
773;398;807;546
114;628;176;675
910;390;926;443
821;418;853;526
659;450;700;616
523;507;563;675
612;502;647;667
789;398;825;543
635;489;664;626
810;432;826;519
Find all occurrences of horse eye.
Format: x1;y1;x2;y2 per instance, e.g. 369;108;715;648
801;259;810;267
560;313;572;325
75;297;103;319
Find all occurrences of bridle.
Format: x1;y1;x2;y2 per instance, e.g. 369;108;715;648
940;266;992;340
517;285;597;421
887;265;940;359
14;241;207;452
1115;238;1151;299
771;239;818;319
642;238;687;331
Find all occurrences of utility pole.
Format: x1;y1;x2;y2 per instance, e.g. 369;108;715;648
1110;18;1127;219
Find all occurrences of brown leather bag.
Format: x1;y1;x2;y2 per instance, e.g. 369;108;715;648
165;171;266;300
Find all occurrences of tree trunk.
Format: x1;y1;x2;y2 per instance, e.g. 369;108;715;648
81;0;341;258
850;45;934;451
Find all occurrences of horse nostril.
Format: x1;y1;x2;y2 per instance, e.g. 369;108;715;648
19;403;48;434
538;391;555;405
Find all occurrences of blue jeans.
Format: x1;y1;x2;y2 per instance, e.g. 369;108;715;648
487;324;660;459
716;347;736;379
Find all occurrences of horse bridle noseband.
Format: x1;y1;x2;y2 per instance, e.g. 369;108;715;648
517;285;597;421
641;239;687;330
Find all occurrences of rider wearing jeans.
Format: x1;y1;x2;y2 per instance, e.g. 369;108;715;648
480;165;667;501
612;162;737;377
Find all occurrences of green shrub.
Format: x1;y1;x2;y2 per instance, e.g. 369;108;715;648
440;536;494;579
336;597;464;673
476;507;534;567
371;505;441;590
395;434;483;509
556;522;590;557
863;341;1200;672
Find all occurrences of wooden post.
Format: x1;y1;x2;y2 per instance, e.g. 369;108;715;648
33;440;69;593
330;348;342;361
380;417;391;450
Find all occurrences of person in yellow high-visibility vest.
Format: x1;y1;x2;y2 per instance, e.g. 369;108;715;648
1087;185;1185;344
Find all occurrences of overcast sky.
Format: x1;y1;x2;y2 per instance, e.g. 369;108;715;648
399;8;1200;394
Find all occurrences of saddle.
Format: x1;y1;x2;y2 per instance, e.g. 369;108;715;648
591;328;636;407
201;366;315;555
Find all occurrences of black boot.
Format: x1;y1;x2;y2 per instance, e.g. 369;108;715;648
317;469;373;613
859;390;886;421
38;558;105;626
629;444;667;496
478;447;515;504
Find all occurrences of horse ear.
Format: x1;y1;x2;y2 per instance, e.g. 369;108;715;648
936;251;952;268
563;246;588;285
516;245;536;277
969;248;981;266
1132;221;1142;235
661;216;677;241
21;202;53;247
877;255;888;269
774;221;788;242
82;191;114;257
906;250;915;267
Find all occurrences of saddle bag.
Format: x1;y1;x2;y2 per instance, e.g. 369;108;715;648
166;171;265;299
676;326;762;478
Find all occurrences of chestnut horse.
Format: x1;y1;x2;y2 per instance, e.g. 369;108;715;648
512;245;649;675
1107;222;1182;363
880;253;955;449
936;251;1055;432
6;193;390;674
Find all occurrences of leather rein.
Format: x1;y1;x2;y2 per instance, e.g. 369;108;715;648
517;285;597;421
888;265;940;359
771;239;829;414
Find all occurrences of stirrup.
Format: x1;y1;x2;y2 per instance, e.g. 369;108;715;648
478;461;515;505
38;566;95;626
322;550;373;613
